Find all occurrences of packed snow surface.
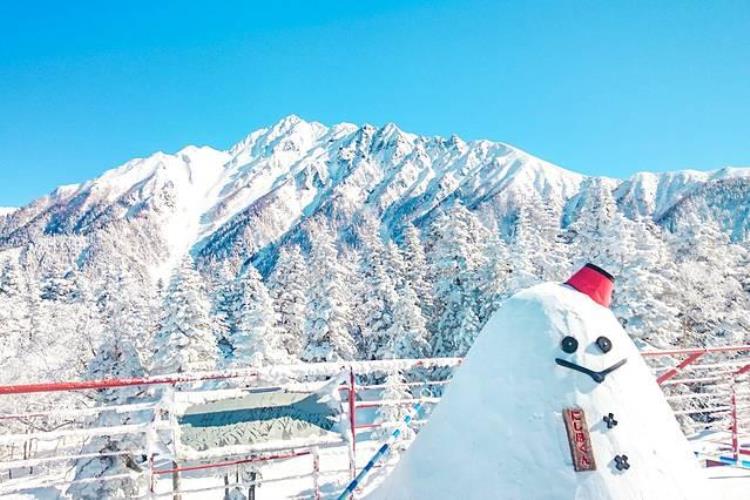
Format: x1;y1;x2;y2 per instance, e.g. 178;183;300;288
371;282;711;500
0;207;17;216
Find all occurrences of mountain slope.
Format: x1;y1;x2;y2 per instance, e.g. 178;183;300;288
1;115;748;280
0;115;748;396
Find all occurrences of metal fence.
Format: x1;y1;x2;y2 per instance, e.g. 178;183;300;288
1;348;749;498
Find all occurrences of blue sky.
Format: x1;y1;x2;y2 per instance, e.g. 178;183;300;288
1;0;748;206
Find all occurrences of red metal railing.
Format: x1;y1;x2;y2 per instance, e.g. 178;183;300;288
641;345;750;385
1;348;749;497
643;345;750;467
0;358;461;497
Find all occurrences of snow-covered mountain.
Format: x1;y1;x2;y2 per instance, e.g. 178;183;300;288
1;116;748;499
0;115;749;384
2;115;586;273
2;115;748;278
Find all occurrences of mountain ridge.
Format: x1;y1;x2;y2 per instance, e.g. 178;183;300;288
2;115;749;277
0;115;748;400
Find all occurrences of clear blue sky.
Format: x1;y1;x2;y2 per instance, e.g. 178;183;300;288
1;0;748;206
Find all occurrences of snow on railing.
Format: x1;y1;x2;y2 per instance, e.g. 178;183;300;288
0;401;158;421
0;450;148;471
0;422;152;445
2;348;750;497
150;449;321;499
0;357;461;498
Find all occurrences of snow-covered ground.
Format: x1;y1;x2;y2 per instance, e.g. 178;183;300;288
700;465;750;500
5;434;748;499
141;433;750;499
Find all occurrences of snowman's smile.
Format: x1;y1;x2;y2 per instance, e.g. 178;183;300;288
555;357;627;383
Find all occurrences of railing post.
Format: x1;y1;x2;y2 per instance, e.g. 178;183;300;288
730;364;750;465
171;459;181;500
166;383;181;500
148;454;155;497
312;446;321;500
145;403;158;499
349;367;357;482
731;381;739;463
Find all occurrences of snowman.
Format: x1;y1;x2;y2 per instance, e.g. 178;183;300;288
370;264;710;499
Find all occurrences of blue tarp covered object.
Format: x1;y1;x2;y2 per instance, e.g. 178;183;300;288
178;377;344;451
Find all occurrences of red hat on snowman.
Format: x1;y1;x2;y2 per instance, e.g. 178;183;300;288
565;263;614;308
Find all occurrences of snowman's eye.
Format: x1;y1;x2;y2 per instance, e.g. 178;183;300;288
596;336;612;353
561;336;579;354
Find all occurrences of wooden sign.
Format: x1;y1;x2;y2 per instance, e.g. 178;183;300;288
562;407;596;471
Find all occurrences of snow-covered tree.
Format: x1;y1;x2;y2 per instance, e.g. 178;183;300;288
339;246;364;353
0;258;24;297
386;241;407;292
87;301;144;388
69;272;107;371
68;271;147;500
0;259;28;366
510;195;569;288
611;218;682;347
268;245;309;358
473;224;512;323
302;221;357;362
387;285;431;359
565;178;619;269
231;265;288;367
355;215;398;360
40;267;78;302
150;257;219;374
427;204;485;357
400;224;433;317
207;260;239;361
374;369;414;444
23;278;43;352
669;212;750;347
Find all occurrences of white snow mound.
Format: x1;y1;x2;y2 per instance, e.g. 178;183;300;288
370;282;710;500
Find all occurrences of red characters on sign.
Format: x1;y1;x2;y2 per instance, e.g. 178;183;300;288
563;407;597;471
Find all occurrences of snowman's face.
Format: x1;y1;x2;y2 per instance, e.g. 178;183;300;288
554;330;627;384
